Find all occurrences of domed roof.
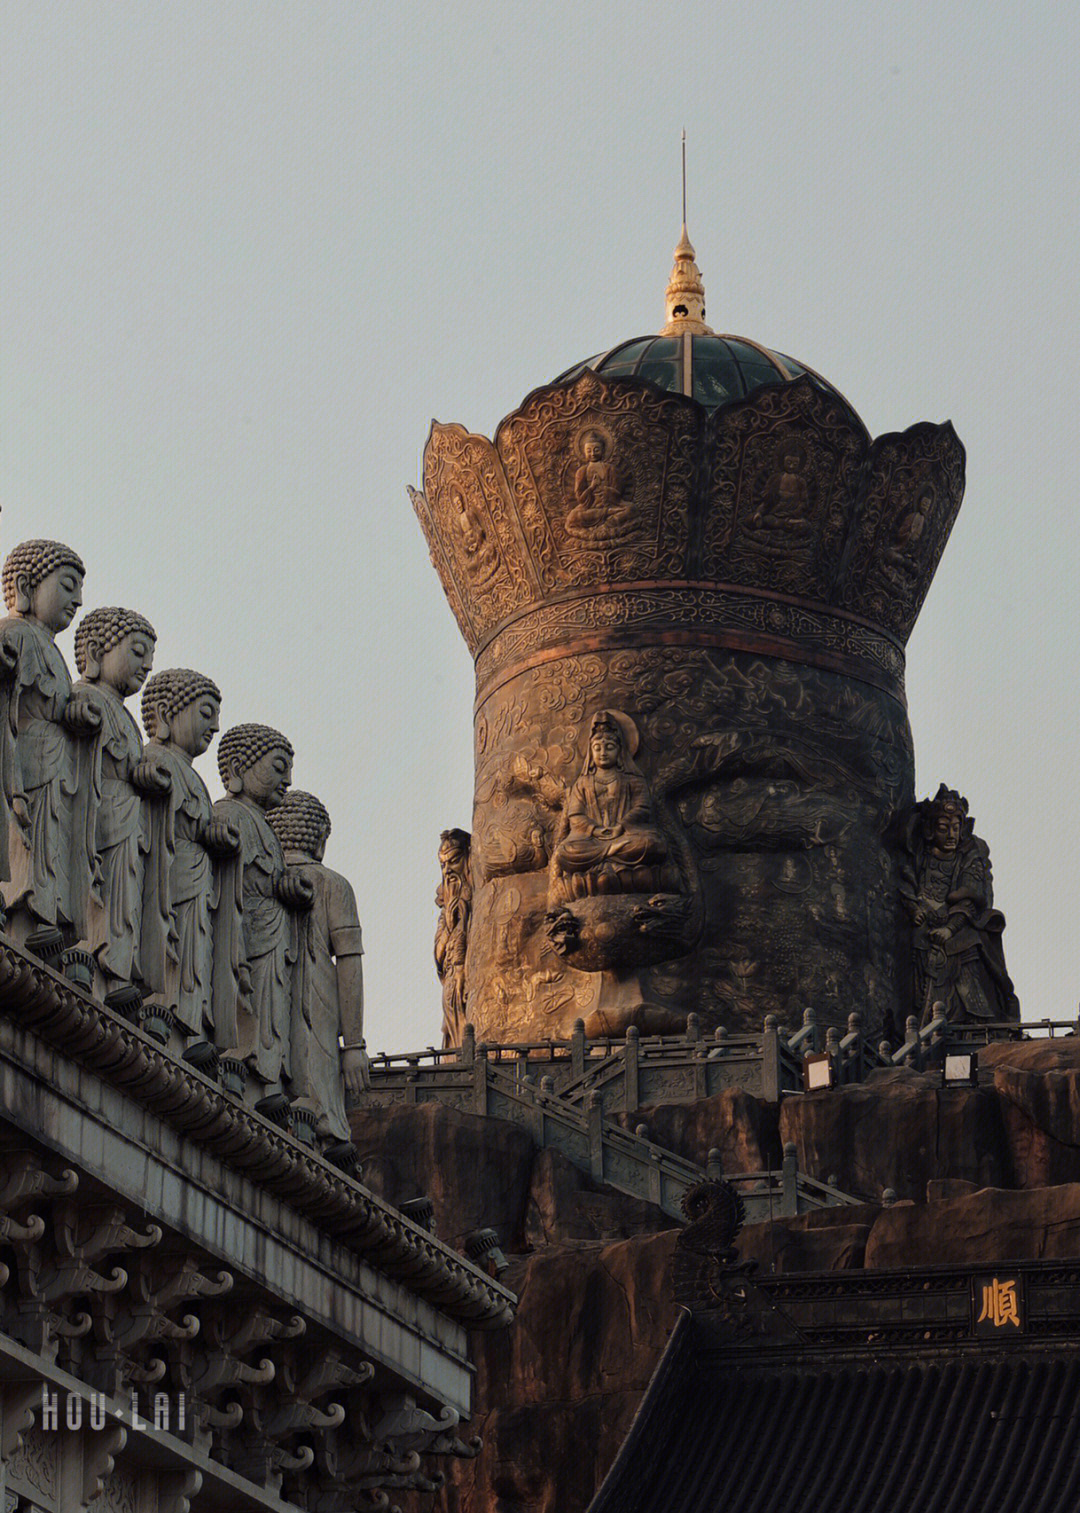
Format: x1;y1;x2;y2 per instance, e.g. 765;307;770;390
554;333;855;417
553;223;862;426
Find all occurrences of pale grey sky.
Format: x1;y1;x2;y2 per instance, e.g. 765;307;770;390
2;2;1078;1052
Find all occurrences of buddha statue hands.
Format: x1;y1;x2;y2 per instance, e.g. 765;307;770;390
63;690;103;733
276;869;314;912
341;1043;370;1097
199;815;240;857
0;634;18;680
130;755;172;797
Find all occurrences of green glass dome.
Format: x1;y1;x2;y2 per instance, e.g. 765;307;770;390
555;332;861;423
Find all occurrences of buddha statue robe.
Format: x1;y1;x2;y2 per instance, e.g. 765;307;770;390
0;616;77;930
283;852;363;1141
141;747;218;1037
211;797;293;1084
71;679;147;983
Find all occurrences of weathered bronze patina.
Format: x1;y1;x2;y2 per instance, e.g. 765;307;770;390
411;234;970;1045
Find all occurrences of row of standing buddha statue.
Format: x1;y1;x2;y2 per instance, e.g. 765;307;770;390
0;539;364;1145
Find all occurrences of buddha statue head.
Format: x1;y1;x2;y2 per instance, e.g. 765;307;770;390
217;724;294;811
142;669;222;758
266;789;331;862
74;607;157;697
3;539;86;634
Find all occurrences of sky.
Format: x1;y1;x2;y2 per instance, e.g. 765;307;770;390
2;2;1078;1054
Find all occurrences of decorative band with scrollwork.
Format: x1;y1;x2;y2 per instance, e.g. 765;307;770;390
473;584;906;709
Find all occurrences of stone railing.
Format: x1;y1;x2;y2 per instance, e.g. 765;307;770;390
361;1008;1073;1169
365;1014;806;1114
361;1043;863;1224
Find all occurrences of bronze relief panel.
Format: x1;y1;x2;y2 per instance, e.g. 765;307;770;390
496;372;701;593
840;421;965;640
409;483;480;652
465;645;913;1045
702;379;868;599
420;423;537;645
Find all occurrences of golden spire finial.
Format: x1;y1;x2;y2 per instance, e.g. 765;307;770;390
661;131;713;336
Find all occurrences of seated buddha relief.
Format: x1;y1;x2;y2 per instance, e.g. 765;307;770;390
450;484;499;588
885;483;933;583
565;426;637;541
550;710;677;902
750;434;813;536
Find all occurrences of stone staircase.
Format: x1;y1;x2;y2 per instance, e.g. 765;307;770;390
359;1033;864;1224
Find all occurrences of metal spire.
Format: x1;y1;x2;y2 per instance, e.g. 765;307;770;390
661;131;713;336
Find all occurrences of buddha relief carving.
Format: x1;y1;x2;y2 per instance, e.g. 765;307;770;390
543;708;702;1035
565;426;636;541
550;711;676;901
884;483;933;584
450;485;499;589
751;434;813;535
0;539;98;943
71;606;162;998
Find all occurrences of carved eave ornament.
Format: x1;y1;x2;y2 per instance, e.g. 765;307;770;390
0;940;514;1328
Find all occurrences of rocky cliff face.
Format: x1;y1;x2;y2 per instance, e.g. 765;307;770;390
350;1039;1080;1513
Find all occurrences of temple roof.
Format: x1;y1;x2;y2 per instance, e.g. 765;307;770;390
590;1262;1080;1513
591;1316;1080;1513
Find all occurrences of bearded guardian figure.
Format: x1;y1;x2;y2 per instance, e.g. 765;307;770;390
211;724;312;1090
0;540;99;943
900;784;1019;1026
266;790;366;1140
140;669;237;1045
434;827;471;1047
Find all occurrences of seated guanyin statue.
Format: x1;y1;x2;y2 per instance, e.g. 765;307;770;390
550;709;676;901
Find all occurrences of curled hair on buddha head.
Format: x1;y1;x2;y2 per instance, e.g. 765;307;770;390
2;539;85;613
142;668;221;740
217;723;294;790
74;607;157;678
266;790;331;855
